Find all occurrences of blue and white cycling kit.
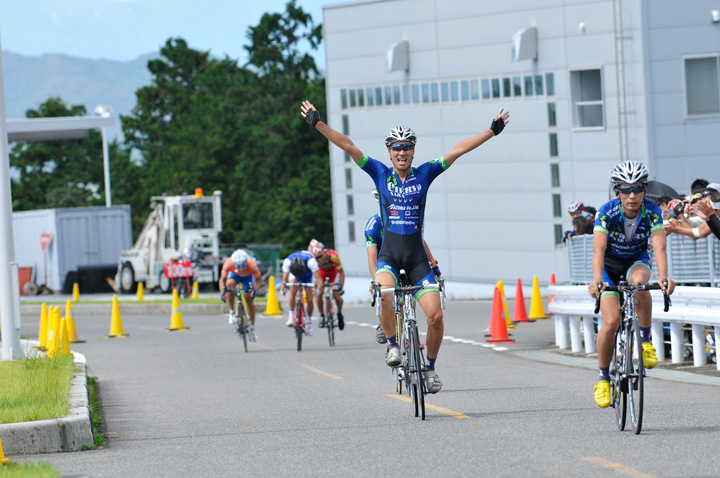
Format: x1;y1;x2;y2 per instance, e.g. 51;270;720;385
593;198;664;285
358;154;448;294
282;251;319;283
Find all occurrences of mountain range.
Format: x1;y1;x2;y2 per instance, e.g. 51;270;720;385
2;50;156;139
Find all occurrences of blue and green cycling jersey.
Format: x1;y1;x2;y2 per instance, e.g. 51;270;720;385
364;214;383;248
593;198;664;259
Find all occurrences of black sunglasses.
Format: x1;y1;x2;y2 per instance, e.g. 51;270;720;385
389;143;414;152
616;184;646;194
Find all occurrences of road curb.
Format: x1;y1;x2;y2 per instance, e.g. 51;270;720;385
0;347;94;456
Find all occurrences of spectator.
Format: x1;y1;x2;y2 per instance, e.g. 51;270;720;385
563;201;585;245
666;183;720;240
689;191;720;240
573;215;594;236
581;205;597;217
691;178;710;195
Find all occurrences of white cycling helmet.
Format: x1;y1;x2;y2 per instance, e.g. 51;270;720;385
231;249;248;269
611;161;649;186
385;126;417;146
567;201;584;215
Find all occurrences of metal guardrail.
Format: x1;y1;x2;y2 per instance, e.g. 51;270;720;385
548;285;720;369
567;233;720;286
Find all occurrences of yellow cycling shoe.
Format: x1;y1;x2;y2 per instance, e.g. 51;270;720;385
642;342;658;369
594;380;611;408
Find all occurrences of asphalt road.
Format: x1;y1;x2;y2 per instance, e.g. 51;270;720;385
13;299;720;477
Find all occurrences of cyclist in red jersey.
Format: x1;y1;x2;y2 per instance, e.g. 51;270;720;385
308;239;346;330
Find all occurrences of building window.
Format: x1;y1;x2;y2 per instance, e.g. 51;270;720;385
366;88;374;106
470;79;479;100
441;82;450;101
422;83;430;103
450;81;459;101
349;89;356;107
412;84;420;103
482;79;491;99
551;163;560;187
385;86;393;105
503;78;511;98
393;85;401;104
461;80;470;100
341;89;348;109
358;89;365;107
524;76;534;96
347;195;354;216
534;75;544;95
403;84;411;104
570;69;604;128
513;77;522;97
554;224;563;245
345;168;352;189
546;72;555;96
685;56;720;115
431;83;439;102
547;103;556;127
375;87;383;106
348;222;356;243
342;115;349;135
549;133;558;157
491;78;500;98
553;194;562;218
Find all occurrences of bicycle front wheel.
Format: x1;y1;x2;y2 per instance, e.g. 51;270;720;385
409;323;426;420
326;299;336;347
628;319;644;434
611;329;626;431
236;300;248;353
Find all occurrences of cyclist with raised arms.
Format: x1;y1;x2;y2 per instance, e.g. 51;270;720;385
588;161;675;408
219;250;263;338
301;100;509;393
281;250;324;336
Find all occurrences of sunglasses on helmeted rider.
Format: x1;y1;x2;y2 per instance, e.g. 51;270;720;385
389;143;414;151
616;184;646;194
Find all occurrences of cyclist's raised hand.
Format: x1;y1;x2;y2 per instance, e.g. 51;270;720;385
300;101;321;127
490;108;510;136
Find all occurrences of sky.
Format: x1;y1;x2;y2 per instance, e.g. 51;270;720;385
0;0;347;69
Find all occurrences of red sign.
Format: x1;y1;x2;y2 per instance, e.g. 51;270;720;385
163;260;193;279
40;233;53;254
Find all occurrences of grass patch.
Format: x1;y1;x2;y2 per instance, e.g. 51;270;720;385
0;461;59;477
85;377;105;448
0;356;75;424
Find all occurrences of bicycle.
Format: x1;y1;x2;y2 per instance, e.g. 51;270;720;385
285;282;314;352
594;279;671;434
372;270;431;420
233;286;254;353
320;278;337;347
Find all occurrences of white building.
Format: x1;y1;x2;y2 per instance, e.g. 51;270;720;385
321;0;720;289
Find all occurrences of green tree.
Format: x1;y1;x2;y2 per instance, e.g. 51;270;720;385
10;97;108;210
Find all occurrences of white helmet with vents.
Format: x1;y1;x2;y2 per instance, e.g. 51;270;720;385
385;126;417;146
611;161;649;186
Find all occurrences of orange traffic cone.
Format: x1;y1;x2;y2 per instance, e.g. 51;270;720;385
167;289;189;331
496;280;515;330
546;273;556;314
528;275;547;320
513;278;534;323
105;295;129;338
487;287;515;344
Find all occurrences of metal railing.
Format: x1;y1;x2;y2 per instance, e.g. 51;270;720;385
567;233;720;286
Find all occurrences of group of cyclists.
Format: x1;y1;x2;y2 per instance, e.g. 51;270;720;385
217;99;677;406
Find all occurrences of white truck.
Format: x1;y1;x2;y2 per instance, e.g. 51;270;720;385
114;189;223;293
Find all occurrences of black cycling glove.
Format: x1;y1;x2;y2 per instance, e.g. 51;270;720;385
305;107;321;128
490;117;505;136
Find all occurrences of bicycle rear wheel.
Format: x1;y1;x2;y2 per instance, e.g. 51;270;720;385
409;323;425;420
628;318;644;434
326;299;336;347
611;329;626;431
295;306;304;352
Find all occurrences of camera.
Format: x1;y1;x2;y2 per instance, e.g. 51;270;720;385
690;190;712;204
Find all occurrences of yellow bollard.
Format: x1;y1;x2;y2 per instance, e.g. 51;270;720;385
166;289;189;331
35;303;49;351
496;280;515;330
191;281;199;299
105;295;129;338
137;281;144;301
58;317;72;357
264;275;281;316
528;275;547;320
47;307;62;357
72;282;80;302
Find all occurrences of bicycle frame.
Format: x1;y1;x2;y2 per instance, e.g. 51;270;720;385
322;279;336;347
286;282;314;352
233;286;251;352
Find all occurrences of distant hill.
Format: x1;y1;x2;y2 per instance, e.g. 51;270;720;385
1;50;157;139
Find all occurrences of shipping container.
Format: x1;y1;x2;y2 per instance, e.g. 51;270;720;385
13;206;132;294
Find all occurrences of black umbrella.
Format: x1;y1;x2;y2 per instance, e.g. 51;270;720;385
646;180;683;200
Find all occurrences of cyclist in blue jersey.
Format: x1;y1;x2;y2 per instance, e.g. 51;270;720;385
366;189;441;345
588;161;675;408
281;251;324;336
301;100;509;393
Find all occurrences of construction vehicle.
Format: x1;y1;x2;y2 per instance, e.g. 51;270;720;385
114;189;223;293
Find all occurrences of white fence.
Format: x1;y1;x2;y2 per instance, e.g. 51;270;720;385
548;285;720;370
